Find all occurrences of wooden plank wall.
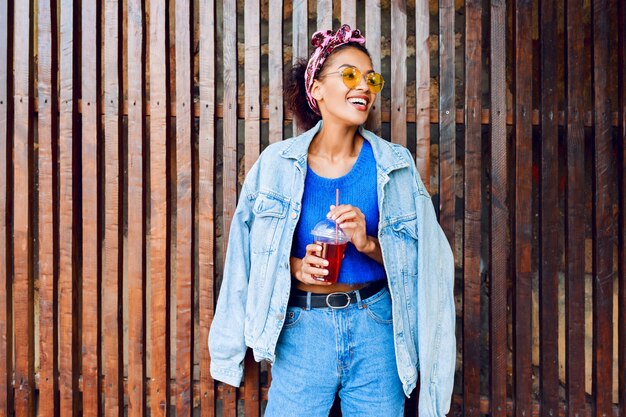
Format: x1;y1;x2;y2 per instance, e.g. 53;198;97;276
0;1;7;416
0;0;625;416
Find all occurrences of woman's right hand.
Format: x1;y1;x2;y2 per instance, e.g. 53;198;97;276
290;244;332;285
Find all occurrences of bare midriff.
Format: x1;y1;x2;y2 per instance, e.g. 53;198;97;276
292;279;367;294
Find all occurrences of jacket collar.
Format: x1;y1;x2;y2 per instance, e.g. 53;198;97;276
280;120;410;175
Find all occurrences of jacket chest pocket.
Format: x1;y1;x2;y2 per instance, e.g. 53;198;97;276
389;216;419;277
250;193;288;254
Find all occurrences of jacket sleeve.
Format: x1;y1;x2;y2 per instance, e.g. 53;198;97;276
208;172;256;387
403;149;456;416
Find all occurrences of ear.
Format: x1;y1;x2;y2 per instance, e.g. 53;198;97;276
310;79;323;101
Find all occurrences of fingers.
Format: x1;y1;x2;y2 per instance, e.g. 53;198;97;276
327;204;364;224
297;244;332;285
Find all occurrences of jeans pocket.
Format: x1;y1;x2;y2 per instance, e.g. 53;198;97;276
282;307;304;329
365;290;393;324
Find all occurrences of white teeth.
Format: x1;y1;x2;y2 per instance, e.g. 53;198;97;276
348;97;367;106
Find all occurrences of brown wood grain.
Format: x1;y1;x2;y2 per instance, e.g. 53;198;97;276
413;0;430;191
13;0;34;415
291;0;307;135
538;0;559;414
591;0;614;414
103;0;122;415
222;0;237;257
616;1;626;416
438;0;455;247
463;0;482;415
81;1;100;415
316;0;332;31
127;0;145;414
244;351;260;417
37;0;58;414
243;0;261;413
222;0;239;408
489;1;508;416
341;0;356;28
268;0;283;144
390;0;407;147
148;0;169;414
59;0;76;414
0;0;6;414
244;0;260;175
199;0;216;414
364;0;382;135
513;0;532;415
222;384;237;417
175;1;193;415
564;0;586;414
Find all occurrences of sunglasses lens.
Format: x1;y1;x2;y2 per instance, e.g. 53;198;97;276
341;67;361;88
367;73;384;93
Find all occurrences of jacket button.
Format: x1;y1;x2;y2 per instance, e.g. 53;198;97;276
290;212;297;219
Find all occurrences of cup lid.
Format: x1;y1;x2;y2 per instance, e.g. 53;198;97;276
311;218;349;243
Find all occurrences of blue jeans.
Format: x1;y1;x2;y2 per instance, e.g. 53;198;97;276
265;287;405;417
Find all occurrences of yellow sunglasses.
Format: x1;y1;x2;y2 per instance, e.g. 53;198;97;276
322;67;385;94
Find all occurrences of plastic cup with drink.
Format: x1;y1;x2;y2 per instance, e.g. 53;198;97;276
310;217;349;283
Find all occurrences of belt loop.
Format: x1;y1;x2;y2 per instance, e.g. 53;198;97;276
355;289;363;309
306;292;312;311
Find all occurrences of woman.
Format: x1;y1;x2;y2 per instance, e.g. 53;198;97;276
209;25;456;416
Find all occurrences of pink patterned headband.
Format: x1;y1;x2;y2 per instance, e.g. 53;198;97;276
304;24;366;115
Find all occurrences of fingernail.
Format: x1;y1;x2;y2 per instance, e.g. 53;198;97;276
323;260;329;266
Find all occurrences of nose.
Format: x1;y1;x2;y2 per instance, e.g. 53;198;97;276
355;72;369;91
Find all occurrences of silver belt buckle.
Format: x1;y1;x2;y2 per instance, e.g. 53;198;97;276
326;292;351;309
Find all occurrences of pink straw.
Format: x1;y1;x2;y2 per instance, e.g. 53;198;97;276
335;188;339;244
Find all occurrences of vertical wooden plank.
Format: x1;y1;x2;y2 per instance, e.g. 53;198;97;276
538;0;559;415
243;0;261;413
364;0;381;135
81;0;100;414
340;0;356;28
390;0;406;147
244;0;260;174
175;0;193;416
149;0;168;414
439;0;455;245
37;0;58;414
616;1;626;416
127;0;145;414
591;0;614;414
103;0;122;415
316;0;332;31
413;0;430;190
513;0;532;415
564;0;586;413
13;0;34;414
58;0;76;414
222;385;237;417
463;0;482;414
199;0;216;414
292;0;307;135
268;0;283;143
0;0;7;415
221;0;239;399
489;1;508;416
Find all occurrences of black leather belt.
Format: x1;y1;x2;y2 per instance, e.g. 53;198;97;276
288;280;387;309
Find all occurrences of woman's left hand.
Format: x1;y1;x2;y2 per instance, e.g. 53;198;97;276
327;204;369;252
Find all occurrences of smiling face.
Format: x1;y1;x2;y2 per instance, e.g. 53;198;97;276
310;47;378;128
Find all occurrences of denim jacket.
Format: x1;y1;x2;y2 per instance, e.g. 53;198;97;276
209;121;456;416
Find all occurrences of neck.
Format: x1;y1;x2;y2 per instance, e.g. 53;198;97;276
311;122;360;157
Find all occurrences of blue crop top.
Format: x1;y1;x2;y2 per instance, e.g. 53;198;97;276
291;140;387;285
